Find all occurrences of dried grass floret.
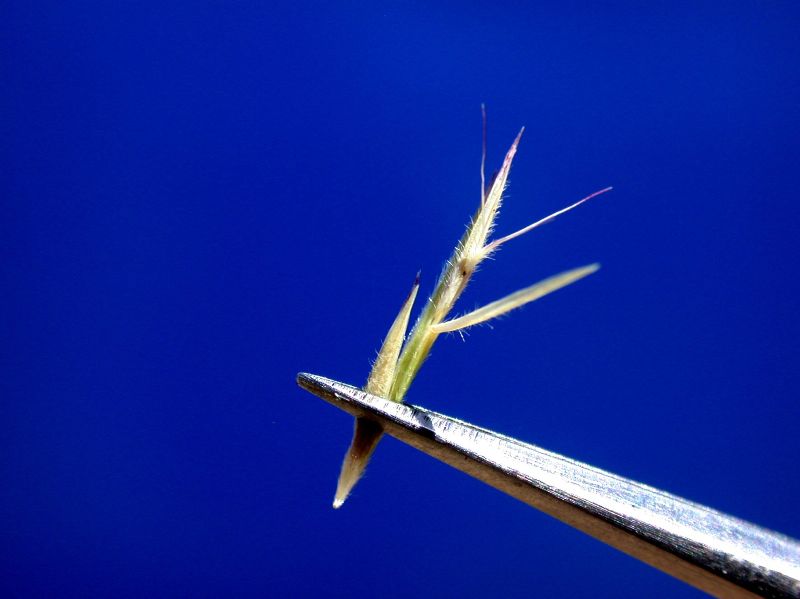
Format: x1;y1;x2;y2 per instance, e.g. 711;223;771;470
333;111;610;508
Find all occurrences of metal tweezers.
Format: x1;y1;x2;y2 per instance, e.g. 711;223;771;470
297;373;800;598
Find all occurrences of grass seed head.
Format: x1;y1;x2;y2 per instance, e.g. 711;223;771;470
332;114;610;508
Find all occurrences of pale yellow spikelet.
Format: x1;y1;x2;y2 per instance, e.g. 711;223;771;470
330;108;610;508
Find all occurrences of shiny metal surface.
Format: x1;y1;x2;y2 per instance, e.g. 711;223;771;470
297;372;800;598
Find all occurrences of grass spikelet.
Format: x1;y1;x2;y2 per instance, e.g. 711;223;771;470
332;110;609;507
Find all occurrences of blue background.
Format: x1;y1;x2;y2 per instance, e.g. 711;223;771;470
4;2;799;597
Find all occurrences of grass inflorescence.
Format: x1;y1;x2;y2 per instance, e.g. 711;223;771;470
333;111;611;508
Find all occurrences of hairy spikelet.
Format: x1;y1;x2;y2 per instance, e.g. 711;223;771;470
332;114;610;507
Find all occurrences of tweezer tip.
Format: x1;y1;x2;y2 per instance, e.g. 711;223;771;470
296;372;325;394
